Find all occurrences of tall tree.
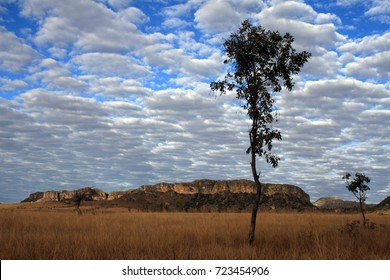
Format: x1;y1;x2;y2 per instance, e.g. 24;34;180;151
210;20;311;245
342;172;371;227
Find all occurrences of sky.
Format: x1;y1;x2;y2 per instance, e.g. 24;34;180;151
0;0;389;204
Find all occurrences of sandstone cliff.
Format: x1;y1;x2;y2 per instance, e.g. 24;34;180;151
313;197;368;211
21;187;107;203
21;192;44;203
140;179;311;204
110;180;313;212
21;179;313;211
375;196;390;211
140;179;257;194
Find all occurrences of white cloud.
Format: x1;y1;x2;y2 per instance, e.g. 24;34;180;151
194;0;264;34
34;16;80;48
339;32;390;55
119;7;149;24
303;51;341;78
365;0;390;22
72;53;151;78
87;77;153;99
339;32;390;80
195;0;242;34
161;0;203;17
258;2;346;53
0;27;40;72
106;0;132;11
162;17;191;29
337;0;390;22
181;52;224;79
0;77;28;91
344;51;390;80
21;0;150;53
27;58;87;91
273;77;390;201
267;1;317;22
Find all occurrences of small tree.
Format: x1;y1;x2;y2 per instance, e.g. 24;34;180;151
74;194;83;216
210;20;310;245
342;172;371;227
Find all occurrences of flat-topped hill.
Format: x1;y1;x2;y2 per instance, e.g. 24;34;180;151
21;179;314;212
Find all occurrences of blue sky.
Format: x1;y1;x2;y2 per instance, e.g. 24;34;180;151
0;0;389;203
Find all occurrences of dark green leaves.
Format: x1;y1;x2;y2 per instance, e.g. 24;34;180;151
343;172;371;201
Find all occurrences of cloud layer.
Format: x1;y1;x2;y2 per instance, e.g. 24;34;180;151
0;0;389;203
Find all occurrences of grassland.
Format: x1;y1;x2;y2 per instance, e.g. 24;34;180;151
0;204;389;259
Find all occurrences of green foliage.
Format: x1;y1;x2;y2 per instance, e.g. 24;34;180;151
210;19;311;168
342;172;371;227
342;172;371;203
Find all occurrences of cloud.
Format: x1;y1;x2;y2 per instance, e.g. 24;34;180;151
258;1;346;53
275;78;390;200
21;0;150;53
72;53;151;78
303;51;341;78
119;7;150;24
28;58;87;92
87;77;153;99
0;27;40;72
0;86;250;201
365;0;390;22
339;32;390;55
337;0;390;22
194;0;264;34
161;0;203;17
106;0;132;11
195;0;242;34
340;32;390;80
0;78;28;91
162;17;191;29
344;51;390;80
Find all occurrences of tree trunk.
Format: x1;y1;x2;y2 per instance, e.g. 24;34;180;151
75;195;83;216
248;125;262;246
359;198;366;228
249;178;262;246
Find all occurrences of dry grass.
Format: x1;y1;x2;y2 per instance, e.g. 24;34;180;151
0;205;389;260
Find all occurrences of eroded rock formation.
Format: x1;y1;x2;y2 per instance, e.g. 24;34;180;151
21;180;313;211
22;187;107;203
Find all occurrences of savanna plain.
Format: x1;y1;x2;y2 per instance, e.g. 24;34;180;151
0;204;389;260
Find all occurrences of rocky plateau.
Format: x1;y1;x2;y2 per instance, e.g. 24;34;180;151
21;179;314;211
20;179;389;212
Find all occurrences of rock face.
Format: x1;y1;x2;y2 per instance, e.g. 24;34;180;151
140;179;310;202
375;196;390;211
21;180;313;211
107;191;127;200
114;179;313;212
313;197;363;211
140;179;257;194
21;192;44;203
22;187;107;203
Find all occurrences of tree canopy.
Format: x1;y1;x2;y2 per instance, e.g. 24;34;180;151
211;20;311;169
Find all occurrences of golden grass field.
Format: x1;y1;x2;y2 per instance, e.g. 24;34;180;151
0;203;389;260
